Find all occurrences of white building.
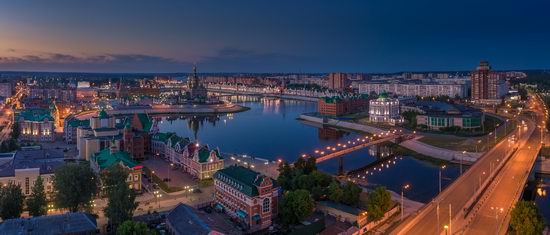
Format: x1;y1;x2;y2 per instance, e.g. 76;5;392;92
0;148;65;197
358;82;467;98
369;92;402;124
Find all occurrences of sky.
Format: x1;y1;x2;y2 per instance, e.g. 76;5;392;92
0;0;549;73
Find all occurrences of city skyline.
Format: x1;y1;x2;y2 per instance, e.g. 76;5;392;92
1;0;550;73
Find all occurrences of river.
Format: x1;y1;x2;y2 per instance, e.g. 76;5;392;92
156;95;461;203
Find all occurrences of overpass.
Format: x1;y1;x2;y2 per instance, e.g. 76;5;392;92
391;95;543;235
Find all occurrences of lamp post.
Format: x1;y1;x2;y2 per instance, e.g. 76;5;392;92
460;151;465;175
439;165;446;193
491;206;504;233
444;225;449;235
401;184;410;220
169;163;174;181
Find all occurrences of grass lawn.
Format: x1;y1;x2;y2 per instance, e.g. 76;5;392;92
418;119;517;152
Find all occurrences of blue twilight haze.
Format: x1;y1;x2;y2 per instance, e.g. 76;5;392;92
0;0;549;73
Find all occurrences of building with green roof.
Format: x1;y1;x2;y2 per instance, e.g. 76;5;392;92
16;108;55;142
90;144;142;191
213;165;279;232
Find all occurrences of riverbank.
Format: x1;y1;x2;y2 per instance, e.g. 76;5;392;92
75;103;250;120
299;113;482;163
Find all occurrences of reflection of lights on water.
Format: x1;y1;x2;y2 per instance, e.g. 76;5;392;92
537;187;547;197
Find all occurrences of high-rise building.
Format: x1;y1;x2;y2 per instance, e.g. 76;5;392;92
328;72;349;91
471;61;500;101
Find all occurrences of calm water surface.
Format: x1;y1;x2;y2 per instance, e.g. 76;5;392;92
157;95;460;202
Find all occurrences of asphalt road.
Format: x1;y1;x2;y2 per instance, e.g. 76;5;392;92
464;96;545;235
391;97;542;235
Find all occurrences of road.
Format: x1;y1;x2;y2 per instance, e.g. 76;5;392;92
391;97;541;235
463;96;545;234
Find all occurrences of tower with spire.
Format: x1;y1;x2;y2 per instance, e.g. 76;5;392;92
186;65;208;102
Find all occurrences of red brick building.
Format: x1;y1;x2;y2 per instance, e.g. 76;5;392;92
213;165;279;232
122;113;153;160
318;95;369;116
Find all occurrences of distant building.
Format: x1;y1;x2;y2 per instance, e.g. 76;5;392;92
151;132;224;180
358;82;467;98
187;66;208;101
328;73;350;91
63;115;90;144
0;82;12;98
369;92;402;124
213;165;279;232
16;108;55;142
318;95;369;116
0;212;97;235
471;61;508;104
90;142;142;191
0;148;65;196
412;101;485;130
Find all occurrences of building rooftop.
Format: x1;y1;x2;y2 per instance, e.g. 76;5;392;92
415;101;482;117
166;203;241;235
17;108;54;122
92;149;138;171
0;212;97;235
0;149;65;177
214;165;277;197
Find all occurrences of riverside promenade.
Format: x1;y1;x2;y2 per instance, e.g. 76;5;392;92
299;114;481;163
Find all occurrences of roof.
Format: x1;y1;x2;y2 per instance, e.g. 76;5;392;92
214;165;276;197
197;147;223;163
166;204;212;235
152;132;176;142
67;118;90;128
0;212;97;235
0;149;66;177
166;203;241;235
17;108;54;122
91;149;138;170
415;101;483;117
137;113;152;131
98;109;109;119
321;96;343;104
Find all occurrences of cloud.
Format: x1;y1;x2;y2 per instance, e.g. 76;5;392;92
0;52;192;73
198;47;317;73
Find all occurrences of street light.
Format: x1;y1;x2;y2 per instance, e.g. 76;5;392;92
491;206;504;232
439;165;447;193
401;184;410;220
169;163;174;181
444;225;449;235
460;151;465;175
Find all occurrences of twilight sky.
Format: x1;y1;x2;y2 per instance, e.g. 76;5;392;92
0;0;549;73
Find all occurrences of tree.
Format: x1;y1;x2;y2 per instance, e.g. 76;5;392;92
279;189;315;225
311;171;332;187
294;157;307;172
0;182;24;220
304;157;317;174
296;174;315;190
116;220;152;235
11;122;20;140
103;165;138;229
53;163;99;212
27;176;47;217
367;187;392;221
341;181;362;206
328;181;343;203
510;200;545;235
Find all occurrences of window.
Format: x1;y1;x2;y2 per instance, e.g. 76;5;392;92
25;177;30;195
262;198;270;213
